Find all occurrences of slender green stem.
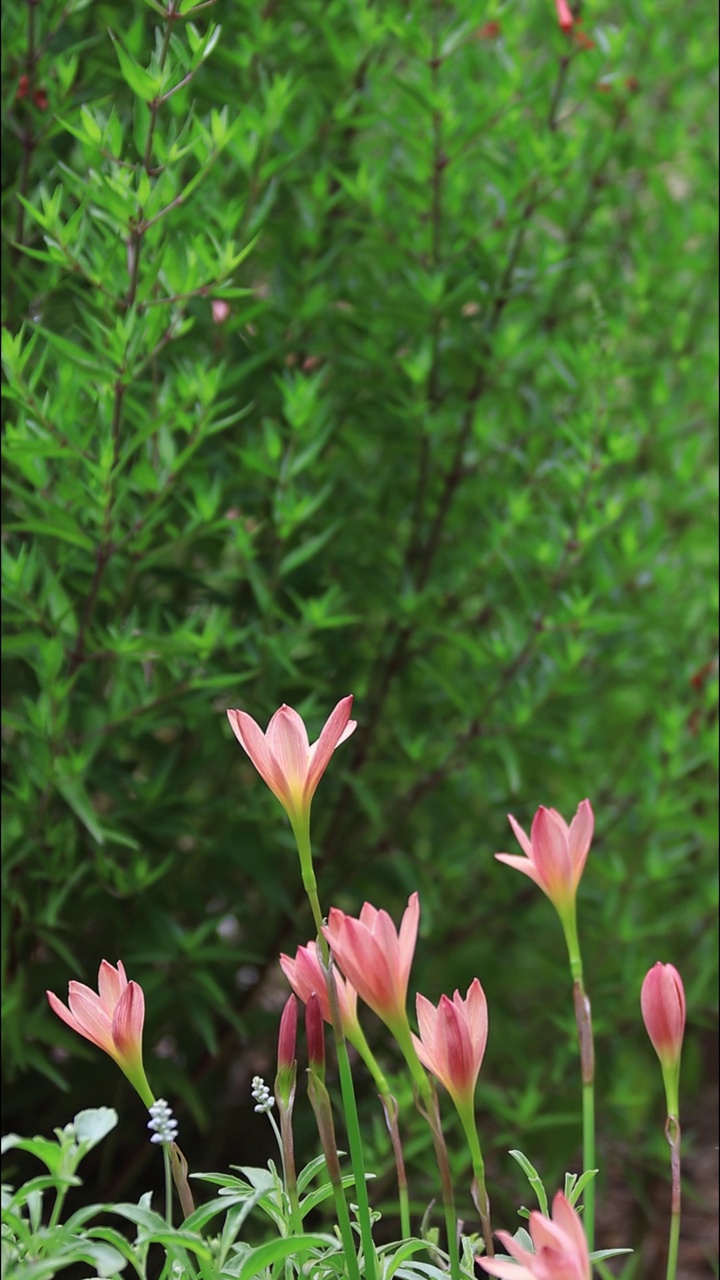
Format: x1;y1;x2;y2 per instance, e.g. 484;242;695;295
562;909;596;1252
457;1106;494;1258
163;1145;173;1226
292;819;326;943
332;1016;379;1280
665;1116;681;1280
581;1076;595;1248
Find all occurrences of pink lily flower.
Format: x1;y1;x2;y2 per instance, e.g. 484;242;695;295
279;940;361;1042
495;800;594;918
555;0;574;31
641;962;686;1118
323;893;420;1031
226;697;356;829
412;979;488;1111
47;960;154;1106
477;1191;590;1280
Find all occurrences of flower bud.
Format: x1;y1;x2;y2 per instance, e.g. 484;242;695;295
641;962;685;1116
305;992;325;1075
275;995;298;1112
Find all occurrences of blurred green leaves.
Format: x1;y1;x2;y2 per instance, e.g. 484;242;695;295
1;0;717;1250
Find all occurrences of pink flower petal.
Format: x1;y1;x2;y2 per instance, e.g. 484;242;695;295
532;807;573;894
66;984;116;1054
304;696;355;799
97;960;127;1007
265;705;310;794
568;800;594;882
112;981;145;1061
227;709;292;807
507;814;534;860
494;853;545;890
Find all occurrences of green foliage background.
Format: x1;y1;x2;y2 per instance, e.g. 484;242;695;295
2;0;718;1264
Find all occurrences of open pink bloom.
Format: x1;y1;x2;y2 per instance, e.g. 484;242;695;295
495;801;594;916
323;893;420;1030
478;1191;590;1280
280;941;361;1042
641;963;686;1074
47;961;153;1106
226;697;356;827
412;979;488;1111
555;0;574;31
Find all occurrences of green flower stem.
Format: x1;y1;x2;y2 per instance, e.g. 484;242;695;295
292;818;325;943
562;908;596;1253
664;1115;681;1280
327;972;379;1280
307;1074;362;1280
270;1106;303;1237
392;1020;461;1280
163;1145;174;1226
456;1104;494;1259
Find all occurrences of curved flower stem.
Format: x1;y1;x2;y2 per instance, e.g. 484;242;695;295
392;1021;461;1280
665;1115;681;1280
456;1105;494;1259
379;1091;411;1241
562;908;596;1252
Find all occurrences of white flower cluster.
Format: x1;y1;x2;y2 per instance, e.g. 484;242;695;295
147;1098;179;1145
251;1075;275;1114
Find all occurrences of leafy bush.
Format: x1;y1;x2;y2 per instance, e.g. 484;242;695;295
2;0;717;1258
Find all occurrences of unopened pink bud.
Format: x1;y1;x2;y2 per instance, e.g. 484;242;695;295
277;995;297;1071
641;963;686;1073
305;992;325;1072
555;0;574;30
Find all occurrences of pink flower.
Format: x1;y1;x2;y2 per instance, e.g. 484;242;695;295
555;0;574;31
478;1191;590;1280
322;893;420;1030
280;941;360;1041
641;963;686;1076
211;299;230;324
226;698;356;829
495;801;594;917
412;979;488;1111
47;960;154;1106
